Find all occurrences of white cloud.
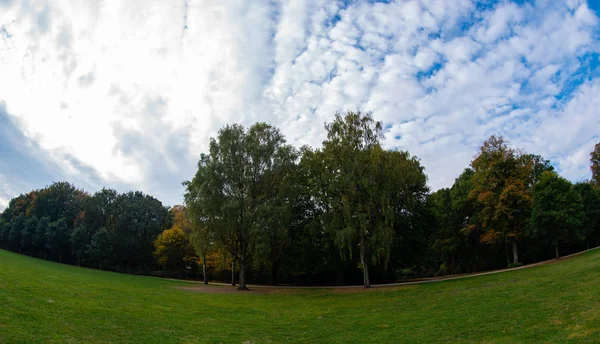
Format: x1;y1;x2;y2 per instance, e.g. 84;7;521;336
0;0;598;206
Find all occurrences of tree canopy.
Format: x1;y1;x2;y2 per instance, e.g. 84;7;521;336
1;116;598;288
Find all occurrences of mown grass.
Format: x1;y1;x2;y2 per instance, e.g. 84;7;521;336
1;248;599;343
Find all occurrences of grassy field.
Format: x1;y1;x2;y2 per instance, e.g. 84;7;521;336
1;249;599;343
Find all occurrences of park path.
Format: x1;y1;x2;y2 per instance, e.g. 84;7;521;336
167;246;600;290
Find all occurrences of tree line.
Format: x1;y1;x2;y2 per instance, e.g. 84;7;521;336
2;111;600;288
0;184;171;274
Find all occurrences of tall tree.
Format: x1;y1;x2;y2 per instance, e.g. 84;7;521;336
0;218;8;248
82;188;119;232
9;213;25;253
71;223;92;266
185;123;295;290
252;142;299;285
31;182;85;226
573;182;600;248
21;216;38;256
188;224;212;284
591;142;600;186
112;191;170;269
469;136;532;265
87;227;113;269
316;111;427;287
45;218;70;263
429;188;461;271
531;172;584;258
34;217;50;259
449;168;484;272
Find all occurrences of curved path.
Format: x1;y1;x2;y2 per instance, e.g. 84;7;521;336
169;246;599;290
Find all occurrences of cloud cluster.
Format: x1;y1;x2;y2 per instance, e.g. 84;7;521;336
0;0;599;209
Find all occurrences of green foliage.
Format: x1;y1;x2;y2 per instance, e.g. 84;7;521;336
574;182;600;247
0;218;8;248
9;213;24;251
71;224;91;265
111;191;170;269
531;172;585;258
184;122;297;289
313;111;428;287
469;136;546;265
86;227;112;269
45;218;70;262
20;215;38;255
1;117;599;287
0;182;169;271
33;216;49;257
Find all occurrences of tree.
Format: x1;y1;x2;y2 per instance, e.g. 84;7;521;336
251;140;299;285
30;182;85;229
0;218;9;249
154;227;197;273
87;227;112;269
188;225;212;284
531;172;584;258
21;216;38;255
71;223;92;266
520;154;554;186
112;191;170;269
429;188;461;271
591;142;600;186
45;218;70;263
469;136;532;265
82;188;118;232
34;217;50;259
185;123;296;290
9;213;25;252
314;111;427;287
573;182;600;248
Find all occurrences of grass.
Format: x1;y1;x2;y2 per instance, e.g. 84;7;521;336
1;249;600;343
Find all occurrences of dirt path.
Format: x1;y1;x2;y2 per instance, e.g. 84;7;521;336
173;246;600;294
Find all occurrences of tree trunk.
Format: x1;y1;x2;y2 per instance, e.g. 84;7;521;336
99;262;102;270
360;235;371;288
555;245;560;259
202;253;208;285
512;241;518;264
231;261;236;286
586;239;590;250
505;244;510;266
43;249;46;260
59;252;63;263
238;257;248;291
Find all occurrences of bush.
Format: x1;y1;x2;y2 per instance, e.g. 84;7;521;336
508;262;523;269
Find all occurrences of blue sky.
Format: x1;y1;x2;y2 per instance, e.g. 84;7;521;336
0;0;599;210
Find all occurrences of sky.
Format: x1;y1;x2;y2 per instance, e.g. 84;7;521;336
0;0;599;211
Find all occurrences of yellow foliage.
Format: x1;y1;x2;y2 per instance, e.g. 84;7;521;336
154;227;197;271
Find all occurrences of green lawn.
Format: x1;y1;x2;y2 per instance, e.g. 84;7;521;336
1;249;599;343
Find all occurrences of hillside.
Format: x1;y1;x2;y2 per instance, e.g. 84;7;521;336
1;248;599;343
